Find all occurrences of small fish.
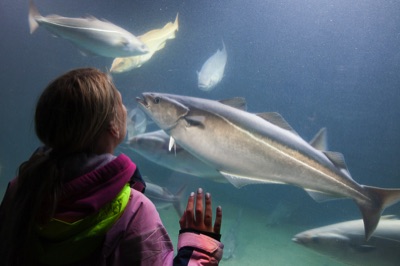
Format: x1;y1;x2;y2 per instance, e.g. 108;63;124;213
126;107;147;140
197;41;227;91
222;209;243;260
145;181;186;216
28;0;148;58
293;215;400;266
136;92;400;240
110;13;179;73
265;201;296;227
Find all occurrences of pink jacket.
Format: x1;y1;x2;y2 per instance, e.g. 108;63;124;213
0;153;223;265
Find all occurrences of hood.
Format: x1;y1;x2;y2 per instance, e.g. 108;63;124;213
34;153;136;265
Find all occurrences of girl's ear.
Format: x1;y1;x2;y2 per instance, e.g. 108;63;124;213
108;121;120;139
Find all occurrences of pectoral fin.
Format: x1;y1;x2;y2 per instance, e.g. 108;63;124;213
168;137;176;151
185;116;206;128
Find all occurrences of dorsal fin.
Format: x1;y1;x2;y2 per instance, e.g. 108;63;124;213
219;97;247;111
323;151;349;173
256;112;298;135
47;14;63;19
309;128;327;151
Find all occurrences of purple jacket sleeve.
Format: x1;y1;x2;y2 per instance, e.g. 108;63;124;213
174;232;224;265
102;189;223;266
101;189;175;265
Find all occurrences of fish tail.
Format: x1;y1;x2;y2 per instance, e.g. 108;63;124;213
174;13;179;32
28;0;40;34
165;13;179;40
357;185;400;240
172;184;187;217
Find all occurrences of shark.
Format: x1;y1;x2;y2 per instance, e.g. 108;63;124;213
136;92;400;240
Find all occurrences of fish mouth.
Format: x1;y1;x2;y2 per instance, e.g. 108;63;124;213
198;83;213;91
136;93;162;109
198;83;208;89
136;94;148;108
291;235;310;245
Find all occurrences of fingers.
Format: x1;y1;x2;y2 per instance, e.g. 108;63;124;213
181;188;223;234
195;188;204;226
184;192;195;228
213;206;222;234
203;192;213;228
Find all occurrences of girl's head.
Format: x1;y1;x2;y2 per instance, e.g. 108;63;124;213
0;68;127;264
35;68;126;155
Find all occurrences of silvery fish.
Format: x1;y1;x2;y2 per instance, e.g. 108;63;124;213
145;181;186;216
28;0;148;58
265;201;296;227
111;13;179;73
126;107;147;140
127;130;226;183
136;92;400;240
197;41;227;91
222;209;243;260
293;215;400;266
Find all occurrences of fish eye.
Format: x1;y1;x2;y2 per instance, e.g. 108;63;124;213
153;97;161;104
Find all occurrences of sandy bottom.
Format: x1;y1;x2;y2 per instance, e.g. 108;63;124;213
158;200;344;266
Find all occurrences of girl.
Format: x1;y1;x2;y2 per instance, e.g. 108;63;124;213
0;68;223;265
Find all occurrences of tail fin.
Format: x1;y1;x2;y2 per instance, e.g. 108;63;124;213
357;185;400;240
221;39;226;53
172;184;187;217
28;0;41;34
165;13;179;40
174;13;179;32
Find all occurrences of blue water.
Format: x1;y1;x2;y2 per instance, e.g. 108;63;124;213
1;1;399;264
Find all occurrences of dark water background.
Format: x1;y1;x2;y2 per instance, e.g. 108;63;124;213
1;0;399;246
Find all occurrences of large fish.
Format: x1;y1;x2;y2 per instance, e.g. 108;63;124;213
111;14;179;73
127;130;226;183
197;41;227;91
136;92;400;240
293;215;400;266
28;0;148;58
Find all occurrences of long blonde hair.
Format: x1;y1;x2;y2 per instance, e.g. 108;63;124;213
0;68;123;264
